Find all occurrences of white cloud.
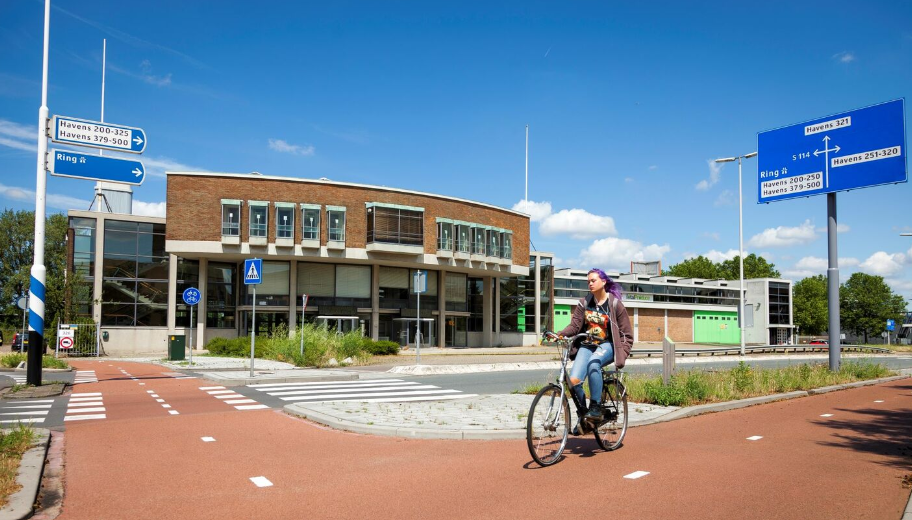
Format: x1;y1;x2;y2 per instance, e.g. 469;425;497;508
0;120;35;141
539;209;618;239
815;224;850;234
578;237;670;271
268;138;315;156
512;200;552;222
886;278;912;293
714;189;734;207
705;249;740;263
624;177;634;183
859;251;906;277
132;201;167;217
139;59;172;87
695;159;723;191
782;269;817;280
832;51;856;63
0;182;90;210
702;232;720;241
748;219;817;248
793;256;861;273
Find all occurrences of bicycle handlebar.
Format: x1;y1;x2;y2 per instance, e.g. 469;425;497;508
541;331;598;343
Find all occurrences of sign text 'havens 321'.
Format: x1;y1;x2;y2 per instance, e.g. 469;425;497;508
756;99;907;203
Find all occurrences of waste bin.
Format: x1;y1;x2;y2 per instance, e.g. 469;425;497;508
169;335;186;361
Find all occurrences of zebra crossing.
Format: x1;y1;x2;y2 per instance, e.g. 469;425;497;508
65;392;106;421
248;379;477;403
199;386;269;411
74;370;98;384
0;400;54;425
3;374;27;385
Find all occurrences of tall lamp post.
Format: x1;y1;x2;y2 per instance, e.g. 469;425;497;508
715;151;758;356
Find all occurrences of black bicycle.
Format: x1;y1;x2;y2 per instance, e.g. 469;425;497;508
526;331;628;467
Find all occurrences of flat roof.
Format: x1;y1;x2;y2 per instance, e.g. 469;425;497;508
167;171;530;219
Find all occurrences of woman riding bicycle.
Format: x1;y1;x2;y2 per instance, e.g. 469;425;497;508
557;268;633;427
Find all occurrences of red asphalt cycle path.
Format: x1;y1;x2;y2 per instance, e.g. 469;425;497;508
52;360;911;520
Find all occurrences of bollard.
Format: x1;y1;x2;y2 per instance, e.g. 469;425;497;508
662;336;676;385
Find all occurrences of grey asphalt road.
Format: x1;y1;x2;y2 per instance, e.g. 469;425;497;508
407;355;912;395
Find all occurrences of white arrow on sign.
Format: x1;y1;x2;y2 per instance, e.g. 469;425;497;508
815;135;841;188
132;167;143;177
133;136;144;146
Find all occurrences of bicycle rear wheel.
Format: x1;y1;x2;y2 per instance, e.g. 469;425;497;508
594;378;628;451
526;384;570;467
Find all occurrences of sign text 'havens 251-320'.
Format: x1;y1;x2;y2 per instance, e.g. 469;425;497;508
757;99;907;203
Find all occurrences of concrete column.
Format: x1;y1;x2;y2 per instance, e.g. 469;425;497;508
197;257;208;348
167;253;178;333
371;264;380;341
288;260;297;338
664;309;668;341
482;276;493;347
437;269;446;347
94;215;105;327
633;307;639;343
494;276;501;345
533;255;542;336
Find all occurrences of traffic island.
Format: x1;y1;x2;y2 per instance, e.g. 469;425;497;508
0;429;49;520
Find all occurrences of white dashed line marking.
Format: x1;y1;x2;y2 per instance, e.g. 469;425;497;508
747;436;763;441
162;404;171;409
874;400;884;403
820;414;833;418
250;476;273;487
168;410;179;415
624;471;650;480
199;386;225;391
235;404;270;410
201;437;216;442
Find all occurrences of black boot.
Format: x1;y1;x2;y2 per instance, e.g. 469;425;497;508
584;402;603;422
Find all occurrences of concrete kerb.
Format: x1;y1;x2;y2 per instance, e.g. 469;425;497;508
285;373;912;440
904;489;912;520
0;428;50;520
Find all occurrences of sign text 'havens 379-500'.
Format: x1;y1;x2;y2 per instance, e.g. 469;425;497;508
49;149;146;186
757;99;907;203
50;115;146;154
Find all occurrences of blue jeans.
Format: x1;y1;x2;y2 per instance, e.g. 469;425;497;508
570;342;615;408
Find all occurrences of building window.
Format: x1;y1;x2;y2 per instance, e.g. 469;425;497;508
327;207;346;242
501;231;512;260
437;220;453;251
366;204;424;246
68;217;96;318
101;220;168;327
455;224;471;253
486;228;500;257
241;261;289;306
500;277;522;333
207;262;236;328
301;205;320;241
275;203;295;239
471;226;485;255
297;262;335;306
249;202;268;238
408;269;437;311
175;258;199;328
221;200;240;236
445;272;467;312
379;267;409;309
467;277;484;332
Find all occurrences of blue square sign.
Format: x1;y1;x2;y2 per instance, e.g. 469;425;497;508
244;258;263;285
757;99;907;203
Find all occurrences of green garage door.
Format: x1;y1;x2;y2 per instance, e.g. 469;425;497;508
553;304;573;333
694;311;740;344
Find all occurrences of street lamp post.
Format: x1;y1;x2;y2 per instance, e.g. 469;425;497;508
715;152;758;356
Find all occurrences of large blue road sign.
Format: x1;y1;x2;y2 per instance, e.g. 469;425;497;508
244;259;263;285
757;99;906;203
51;115;147;154
49;149;146;185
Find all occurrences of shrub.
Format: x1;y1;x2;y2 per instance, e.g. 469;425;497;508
361;338;400;356
0;354;26;369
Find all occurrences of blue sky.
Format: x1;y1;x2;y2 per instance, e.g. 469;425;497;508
2;1;911;301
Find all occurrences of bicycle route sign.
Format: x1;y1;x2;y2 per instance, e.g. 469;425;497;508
757;99;907;203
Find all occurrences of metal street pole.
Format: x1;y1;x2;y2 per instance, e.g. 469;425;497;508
28;0;51;387
416;270;421;366
250;286;256;377
715;152;756;356
189;304;193;367
827;193;841;371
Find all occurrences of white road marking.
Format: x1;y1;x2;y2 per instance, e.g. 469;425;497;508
214;394;245;400
0;411;50;416
67;407;105;414
235;404;270;410
199;386;225;391
820;414;834;417
155;399;165;403
162;404;171;409
168;410;179;415
224;399;258;405
201;437;216;442
874;400;884;403
250;476;273;487
624;471;650;479
1;404;52;409
68;401;105;408
207;390;235;395
65;414;106;421
71;392;101;397
747;436;763;441
0;418;44;424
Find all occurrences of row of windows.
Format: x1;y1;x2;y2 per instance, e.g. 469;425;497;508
436;220;512;259
221;201;346;242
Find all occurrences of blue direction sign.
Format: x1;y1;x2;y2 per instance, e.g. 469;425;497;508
182;287;201;306
757;99;907;203
51;115;147;154
49;149;146;185
244;259;263;285
886;319;895;331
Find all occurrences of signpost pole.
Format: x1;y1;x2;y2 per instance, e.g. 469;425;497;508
189;304;193;367
827;193;841;371
250;286;256;378
300;294;308;356
416;270;421;366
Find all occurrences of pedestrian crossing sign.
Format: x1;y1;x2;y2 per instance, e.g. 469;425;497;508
244;258;263;285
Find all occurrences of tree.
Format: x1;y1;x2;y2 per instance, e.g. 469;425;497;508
793;275;828;336
664;255;721;279
0;210;69;338
719;254;781;280
839;272;907;343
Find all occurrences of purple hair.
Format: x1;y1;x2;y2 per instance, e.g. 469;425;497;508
588;268;623;301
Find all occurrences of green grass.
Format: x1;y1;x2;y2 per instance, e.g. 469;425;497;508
626;361;894;407
512;361;894;407
0;424;35;507
0;354;70;370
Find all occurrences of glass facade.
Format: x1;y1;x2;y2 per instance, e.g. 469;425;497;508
455;224;470;253
437;221;453;250
101;220;168;326
499;277;523;332
297;262;370;308
68;217;96;318
408;269;437;311
539;256;553;331
555;276;741;307
175;258;199;328
241;261;289;305
327;208;346;242
445;272;467;312
302;206;320;240
367;205;423;246
207;262;237;328
467;277;484;332
276;204;294;239
768;282;791;325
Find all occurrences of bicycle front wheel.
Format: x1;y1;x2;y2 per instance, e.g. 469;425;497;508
526;384;570;467
595;379;628;451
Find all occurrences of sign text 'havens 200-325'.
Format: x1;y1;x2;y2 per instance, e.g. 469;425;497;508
757;99;907;203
